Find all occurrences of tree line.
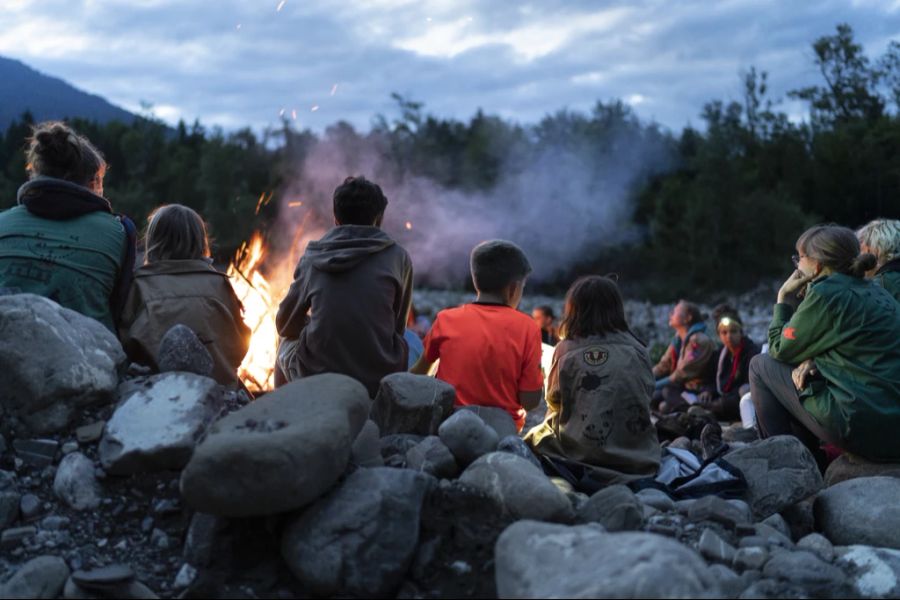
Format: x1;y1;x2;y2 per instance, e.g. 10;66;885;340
1;24;898;299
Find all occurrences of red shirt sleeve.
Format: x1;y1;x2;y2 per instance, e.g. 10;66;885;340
423;313;444;363
518;322;544;391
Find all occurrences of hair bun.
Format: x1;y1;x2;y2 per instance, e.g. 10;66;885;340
26;121;105;187
852;252;878;276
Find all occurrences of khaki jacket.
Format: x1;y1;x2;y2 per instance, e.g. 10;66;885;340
526;332;661;485
118;259;250;386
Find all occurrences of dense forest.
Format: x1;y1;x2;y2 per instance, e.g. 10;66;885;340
1;24;898;299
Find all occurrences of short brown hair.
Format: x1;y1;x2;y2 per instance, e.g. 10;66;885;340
470;240;532;294
145;204;211;263
678;300;705;326
798;224;877;278
559;276;629;339
26;121;106;187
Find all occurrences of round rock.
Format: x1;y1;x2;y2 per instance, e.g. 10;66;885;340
814;476;900;550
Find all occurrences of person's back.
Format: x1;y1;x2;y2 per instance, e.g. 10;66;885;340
276;177;412;396
424;303;542;428
412;240;543;431
0;122;132;331
120;260;250;386
525;276;660;487
118;205;250;386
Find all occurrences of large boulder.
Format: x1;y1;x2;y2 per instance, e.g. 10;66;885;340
824;453;900;487
836;545;900;599
723;435;823;518
281;467;433;598
814;476;900;550
0;555;70;598
405;435;459;479
405;480;515;598
180;374;370;517
99;373;224;475
458;452;572;522
0;294;125;435
438;410;499;466
458;405;518;439
371;373;455;436
53;452;101;511
495;521;720;598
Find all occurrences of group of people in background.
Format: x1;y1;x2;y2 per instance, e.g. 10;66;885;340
2;121;899;493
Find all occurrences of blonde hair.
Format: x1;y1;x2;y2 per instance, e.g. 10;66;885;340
797;224;877;278
856;219;900;266
26;121;106;187
144;204;211;263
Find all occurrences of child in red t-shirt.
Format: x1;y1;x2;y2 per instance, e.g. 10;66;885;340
410;240;543;431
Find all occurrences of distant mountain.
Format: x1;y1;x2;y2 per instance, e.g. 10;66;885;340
0;56;137;131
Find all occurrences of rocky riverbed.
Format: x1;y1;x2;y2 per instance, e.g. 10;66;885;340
2;292;900;599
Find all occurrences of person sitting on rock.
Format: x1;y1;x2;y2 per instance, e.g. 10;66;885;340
524;276;660;489
0;121;136;331
118;204;250;387
696;304;761;422
276;176;413;396
651;300;717;414
410;240;543;432
532;305;560;346
857;218;900;303
750;224;900;468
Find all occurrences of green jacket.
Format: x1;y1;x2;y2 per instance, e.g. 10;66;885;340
0;204;125;331
768;272;900;461
874;259;900;304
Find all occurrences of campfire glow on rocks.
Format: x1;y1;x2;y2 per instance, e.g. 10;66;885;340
227;212;322;393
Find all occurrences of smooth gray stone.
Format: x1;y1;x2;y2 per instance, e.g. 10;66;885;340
496;435;541;470
577;484;644;532
405;436;458;479
0;294;124;435
351;420;384;468
724;436;823;519
733;546;769;572
0;555;69;598
699;528;737;564
438;410;499;466
282;467;433;598
637;488;676;512
797;533;835;562
459;452;573;523
180;374;370;517
762;550;846;586
495;521;720;598
53;452;101;511
157;324;214;377
371;373;455;436
458;405;518;439
814;476;900;550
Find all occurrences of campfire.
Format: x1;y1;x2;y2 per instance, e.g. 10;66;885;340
227;211;321;393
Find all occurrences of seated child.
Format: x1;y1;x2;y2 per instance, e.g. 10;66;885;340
118;204;250;386
410;240;543;431
525;276;660;489
276;176;413;396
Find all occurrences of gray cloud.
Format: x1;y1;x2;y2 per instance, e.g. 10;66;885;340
1;0;898;132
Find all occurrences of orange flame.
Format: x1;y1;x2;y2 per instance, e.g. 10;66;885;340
228;212;323;393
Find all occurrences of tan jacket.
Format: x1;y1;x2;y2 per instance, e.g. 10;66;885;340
118;259;250;386
525;332;661;485
652;326;717;391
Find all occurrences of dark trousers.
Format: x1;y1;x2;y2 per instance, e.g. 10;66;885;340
749;353;838;470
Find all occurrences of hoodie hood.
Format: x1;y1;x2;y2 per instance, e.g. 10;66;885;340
17;176;112;220
305;225;396;273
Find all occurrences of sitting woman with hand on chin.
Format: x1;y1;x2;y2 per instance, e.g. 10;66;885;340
750;224;900;469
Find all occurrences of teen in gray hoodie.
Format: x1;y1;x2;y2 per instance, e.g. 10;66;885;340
276;176;413;396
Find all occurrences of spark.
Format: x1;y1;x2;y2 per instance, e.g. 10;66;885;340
311;105;319;112
291;109;297;120
279;108;285;117
330;83;338;96
287;201;303;208
405;221;413;230
236;23;242;30
276;0;286;12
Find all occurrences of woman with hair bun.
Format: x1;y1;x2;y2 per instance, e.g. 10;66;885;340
750;224;900;466
0;121;136;330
